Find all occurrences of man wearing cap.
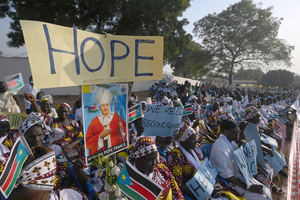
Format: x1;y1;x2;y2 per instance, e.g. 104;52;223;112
86;88;126;155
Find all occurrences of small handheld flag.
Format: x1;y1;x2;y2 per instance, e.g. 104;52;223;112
4;73;24;93
183;105;193;116
0;138;29;198
128;104;142;123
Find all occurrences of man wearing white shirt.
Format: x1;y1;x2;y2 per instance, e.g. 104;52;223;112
210;119;271;200
24;76;40;114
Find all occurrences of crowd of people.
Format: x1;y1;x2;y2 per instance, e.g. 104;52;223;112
0;75;298;200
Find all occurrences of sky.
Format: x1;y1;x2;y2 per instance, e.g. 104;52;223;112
1;0;300;74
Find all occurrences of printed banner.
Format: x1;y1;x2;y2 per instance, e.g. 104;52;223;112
83;84;128;163
243;123;266;169
4;73;24;93
233;146;251;189
264;150;286;173
0;112;28;130
197;157;218;185
243;140;258;177
186;169;214;200
260;133;278;150
142;105;183;136
20;20;163;89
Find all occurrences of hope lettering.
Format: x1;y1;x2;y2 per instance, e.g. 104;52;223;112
43;24;154;77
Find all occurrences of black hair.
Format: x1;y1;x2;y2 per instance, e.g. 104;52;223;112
220;119;238;132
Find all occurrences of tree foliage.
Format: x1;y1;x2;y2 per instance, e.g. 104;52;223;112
261;69;294;88
169;40;211;78
234;68;264;81
193;0;294;83
0;0;191;62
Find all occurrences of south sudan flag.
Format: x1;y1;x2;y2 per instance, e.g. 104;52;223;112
194;109;200;119
5;73;24;92
273;122;280;133
183;105;193;116
117;160;163;200
128;104;142;123
0;138;29;198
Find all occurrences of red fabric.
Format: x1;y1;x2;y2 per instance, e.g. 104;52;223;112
86;113;126;155
129;179;156;200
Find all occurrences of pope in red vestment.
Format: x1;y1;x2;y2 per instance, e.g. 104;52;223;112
86;112;126;155
86;87;127;156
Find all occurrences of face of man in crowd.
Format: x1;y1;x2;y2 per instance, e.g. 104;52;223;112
224;126;240;142
25;125;44;147
100;103;111;116
135;152;157;175
40;100;51;114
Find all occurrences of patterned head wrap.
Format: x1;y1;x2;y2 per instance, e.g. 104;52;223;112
244;106;259;120
17;150;56;191
39;94;54;105
133;137;157;159
56;103;71;113
0;115;8;122
188;95;198;102
19;112;51;136
225;97;233;103
173;122;195;143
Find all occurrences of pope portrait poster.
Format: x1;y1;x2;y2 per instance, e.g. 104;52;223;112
82;84;128;163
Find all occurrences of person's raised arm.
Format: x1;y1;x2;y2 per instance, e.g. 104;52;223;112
24;92;43;113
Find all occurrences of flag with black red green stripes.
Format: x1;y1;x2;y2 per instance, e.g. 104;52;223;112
183;105;193;116
117;160;163;200
0;138;29;198
128;104;142;123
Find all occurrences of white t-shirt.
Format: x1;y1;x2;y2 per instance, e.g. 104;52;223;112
210;134;239;179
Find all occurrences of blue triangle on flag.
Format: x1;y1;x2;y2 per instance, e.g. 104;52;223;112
15;141;29;162
117;165;133;185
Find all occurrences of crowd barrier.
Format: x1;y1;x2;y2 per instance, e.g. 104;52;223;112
287;98;300;200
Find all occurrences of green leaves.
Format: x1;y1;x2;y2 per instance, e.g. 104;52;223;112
169;40;211;78
1;0;192;63
261;69;294;88
193;0;293;83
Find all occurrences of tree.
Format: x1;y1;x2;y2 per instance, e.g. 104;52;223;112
0;0;192;62
193;0;294;84
291;75;300;89
261;69;294;88
169;40;211;78
234;68;264;81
